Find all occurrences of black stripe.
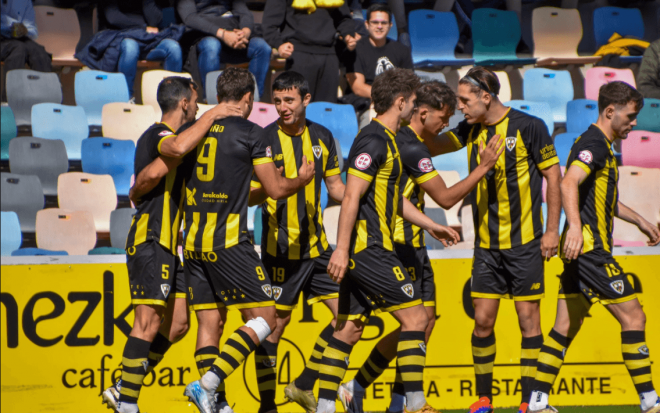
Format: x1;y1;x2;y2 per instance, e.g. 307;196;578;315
398;348;424;358
623;352;649;360
520;358;537;366
549;329;571;347
472;333;496;347
473;354;496;364
122;366;147;375
522;335;544;349
219;353;241;369
313;343;325;353
621;331;645;343
318;373;344;382
527;153;544;238
195;346;220;356
120;380;142;390
541;346;564;360
628;366;651;376
398;364;424;373
504;124;522;247
537;363;560;375
257;372;277;382
225;339;251;357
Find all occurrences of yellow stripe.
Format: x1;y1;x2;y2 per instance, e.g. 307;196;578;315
475;363;494;375
195;354;218;362
513;293;545;301
607;160;618;252
202;213;217;251
599;294;637;305
538;352;564;369
159;170;175;249
347;168;374;183
495;120;511;249
390;134;402;246
515;129;536;245
325;168;341;177
594;161;610;253
624;359;651;370
134;214;149;245
302;130;319;258
472;344;496;357
318;137;330;173
359;369;376;382
265;198;278;257
471;292;511;300
581;224;595;254
473;127;490;248
317;194;329;252
446;131;463;149
215;358;234;376
398;341;426;352
306;361;320;370
521;348;541;359
157;134;177;154
376;298;423;314
544;337;565;353
319;380;341;390
355;220;368;254
189;302;225;312
337;313;369;324
538;156;559;170
397;355;426;366
275;303;298;311
280;130;301;260
571;160;592;177
521;366;537;378
257;379;277;388
321;365;349;378
414;170;439;185
622;343;646;354
253;157;273;165
401;372;424;382
226;213;239;248
250;180;262;188
174;292;187;299
394;177;416;245
222;345;246;364
366;358;386;373
225;300;276;310
535;371;558;385
375;143;395;251
122;357;148;368
306;292;339;305
423;301;435;307
132;299;167;307
324;347;350;361
185;212;200;251
632;374;653;385
119;387;140;398
120;372;145;384
311;350;324;359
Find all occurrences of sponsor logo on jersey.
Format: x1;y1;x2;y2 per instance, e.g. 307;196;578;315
262;284;272;297
313;145;322;159
159;130;174;137
161;284;170;298
578;150;593;164
418;158;434;173
266;146;272;158
401;283;414;298
419;343;427;354
274;153;284;161
506;136;516;151
186;187;197;206
202;192;229;199
272;287;282;301
610;280;624;295
355;153;372;170
262;357;277;368
639;345;649;355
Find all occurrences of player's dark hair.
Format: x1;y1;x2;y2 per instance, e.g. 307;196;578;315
459;66;500;97
366;4;392;23
372;68;421;115
216;67;255;102
272;71;310;99
597;81;644;113
416;80;457;114
157;76;197;114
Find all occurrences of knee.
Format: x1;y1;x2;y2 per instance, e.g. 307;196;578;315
621;308;646;331
171;318;190;341
251;38;272;56
474;311;496;336
198;36;221;56
161;39;182;59
120;38;140;59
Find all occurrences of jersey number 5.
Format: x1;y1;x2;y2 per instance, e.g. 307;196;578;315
197;138;217;182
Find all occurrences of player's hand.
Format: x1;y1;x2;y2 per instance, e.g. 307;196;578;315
208;103;243;120
562;225;583;261
638;219;660;246
128;186;140;207
540;230;559;261
297;155;315;185
278;42;294;59
427;224;460;247
327;249;349;283
11;22;28;39
479;135;504;170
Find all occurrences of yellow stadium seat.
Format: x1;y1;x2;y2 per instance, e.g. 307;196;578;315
102;102;157;144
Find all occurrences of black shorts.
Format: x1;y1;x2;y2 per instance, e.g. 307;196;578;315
338;246;423;324
395;243;436;307
471;238;544;301
559;250;637;305
261;249;339;311
184;241;275;311
126;241;186;307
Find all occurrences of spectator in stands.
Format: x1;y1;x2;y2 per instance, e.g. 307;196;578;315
347;0;410;48
262;0;358;103
177;0;272;99
345;4;412;100
638;39;660;100
1;0;53;101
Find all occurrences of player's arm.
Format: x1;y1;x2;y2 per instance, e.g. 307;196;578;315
560;164;588;260
325;174;346;203
345;72;371;99
424;132;463;157
615;201;660;246
540;163;562;260
253;158;315;200
398;196;460;247
159;103;242;158
129;156;182;205
248;166;285;206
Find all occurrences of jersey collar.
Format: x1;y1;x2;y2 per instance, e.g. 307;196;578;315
590;123;615;156
373;118;396;137
484;107;511;126
407;125;425;143
277;120;307;137
158;122;175;132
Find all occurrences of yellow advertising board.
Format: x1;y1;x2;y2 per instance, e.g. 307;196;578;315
1;250;659;412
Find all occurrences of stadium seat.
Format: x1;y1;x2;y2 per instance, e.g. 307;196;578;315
81;138;135;196
247;205;258;232
621;131;660;169
415;70;446;83
593;7;644;64
253;206;263;245
635;99;660;133
6;69;62;127
424;208;448;250
566;99;598;134
614;203;658;244
141;70;193;116
320;181;328;209
1;107;17;161
36;209;97;255
584;67;636;101
618;166;660;224
532;7;600;66
247;102;279;128
408;10;474;67
306;102;358;160
323;205;340;247
31;103;89;160
1;173;44;232
493;71;512;103
58;172;117;232
102;103;157;144
11;247;68;256
75;70;130;129
554;133;579;167
424;170;462;227
523;69;573;123
89;246;126;255
361;9;397;41
432;147;469;181
205;70;259;104
110;208;136;249
196;103;213;119
472;8;536;66
1;211;22;256
506;100;554;135
612;240;646;248
8;137;69;196
33;6;81;60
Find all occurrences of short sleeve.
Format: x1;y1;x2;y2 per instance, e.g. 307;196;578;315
249;125;274;166
445;119;473;149
354;53;366;76
400;140;439;185
569;141;609;177
323;133;341;177
347;134;388;183
524;118;559;170
151;125;177;157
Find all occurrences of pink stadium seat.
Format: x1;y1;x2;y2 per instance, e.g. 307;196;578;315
248;102;279;128
613;240;646;247
621;131;660;169
584;67;636;101
617;166;660;225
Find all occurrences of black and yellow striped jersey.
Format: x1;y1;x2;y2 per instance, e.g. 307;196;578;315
183;116;273;252
560;124;618;258
126;123;186;254
393;125;439;248
447;108;559;250
347;119;403;254
251;121;341;260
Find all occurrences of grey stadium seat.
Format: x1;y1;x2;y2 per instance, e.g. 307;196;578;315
205;70;259;104
8;137;69;196
424;208;448;250
110;208;136;249
1;173;45;232
6;69;63;127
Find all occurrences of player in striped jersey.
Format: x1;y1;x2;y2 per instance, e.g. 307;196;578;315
247;71;346;413
423;67;562;413
338;80;504;413
528;83;660;413
102;77;241;413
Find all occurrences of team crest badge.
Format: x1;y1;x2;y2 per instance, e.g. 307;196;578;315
355;153;372;170
262;357;277;368
418;158;434;173
161;284;171;298
313;145;323;159
158;130;174;137
262;284;273;297
401;283;414;298
578;150;593;164
639;345;650;355
273;287;283;301
419;343;427;354
610;280;624;295
505;136;516;151
266;146;272;158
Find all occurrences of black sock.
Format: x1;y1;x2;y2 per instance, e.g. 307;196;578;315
354;346;393;390
472;332;496;401
255;340;278;413
520;335;544;404
296;322;334;391
317;336;354;401
118;336;152;403
195;346;226;402
146;332;172;373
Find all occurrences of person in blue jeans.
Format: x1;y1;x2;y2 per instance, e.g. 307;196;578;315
177;0;271;99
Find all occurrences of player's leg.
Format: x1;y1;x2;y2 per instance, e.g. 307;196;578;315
255;308;291;413
194;307;229;409
515;300;544;412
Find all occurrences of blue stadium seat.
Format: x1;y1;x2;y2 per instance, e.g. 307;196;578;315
247;205;258;232
472;9;536;66
542;203;566;233
81;138;135;196
75;70;129;129
415;70;446;83
253;206;263;245
31;103;89;160
566;99;598;134
1;211;22;256
361;9;397;41
593;7;644;64
523;69;573;123
11;247;68;256
553;132;579;167
306;102;358;159
506;100;554;135
408;10;474;68
320;182;328;210
635;99;660;133
1;106;17;161
432;147;469;181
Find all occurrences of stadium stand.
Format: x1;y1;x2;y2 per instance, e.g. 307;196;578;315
635;98;660;133
75;70;130;130
6;69;63;128
247;102;279;128
585;67;636;100
415;70;446;84
622;131;660;169
33;6;81;61
8;137;69;196
205;70;259;104
11;248;68;256
35;209;97;255
31;103;89;160
247;205;257;232
408;10;473;68
81;138;135;196
323;205;340;247
566;99;599;134
306;102;358;160
593;6;645;64
424;208;448;250
432;146;469;181
57;172;117;232
472;8;536;66
196;103;213;119
1;106;17;161
553;133;579;167
1;211;22;256
110;208;136;250
523;68;573;123
101;103;156;144
0;173;44;233
141;70;194;117
506;100;554;135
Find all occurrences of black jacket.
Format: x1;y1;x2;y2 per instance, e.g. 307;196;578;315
100;0;163;31
177;0;254;36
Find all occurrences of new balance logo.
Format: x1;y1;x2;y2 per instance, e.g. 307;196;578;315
531;283;541;290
